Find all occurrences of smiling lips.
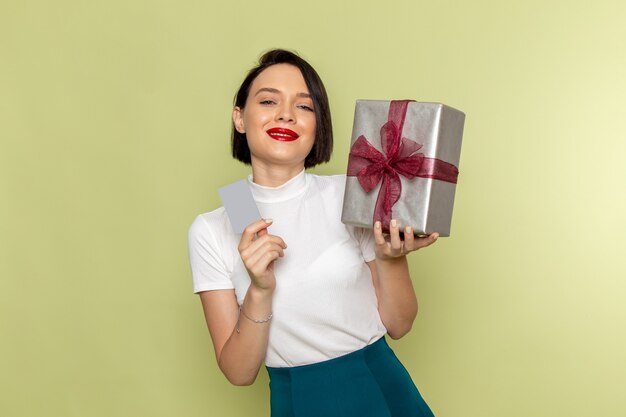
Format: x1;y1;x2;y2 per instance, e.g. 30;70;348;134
266;127;300;142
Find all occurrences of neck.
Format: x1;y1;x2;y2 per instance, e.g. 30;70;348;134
250;160;305;187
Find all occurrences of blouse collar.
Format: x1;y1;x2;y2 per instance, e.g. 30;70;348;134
247;169;308;203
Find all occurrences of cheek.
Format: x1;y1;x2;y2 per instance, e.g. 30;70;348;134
244;109;271;131
304;115;317;136
310;123;318;145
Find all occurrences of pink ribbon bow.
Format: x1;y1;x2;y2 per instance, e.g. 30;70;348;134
347;100;459;232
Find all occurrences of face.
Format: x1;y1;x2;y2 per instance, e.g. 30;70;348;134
233;64;316;169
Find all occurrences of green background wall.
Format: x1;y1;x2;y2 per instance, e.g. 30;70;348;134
2;1;625;416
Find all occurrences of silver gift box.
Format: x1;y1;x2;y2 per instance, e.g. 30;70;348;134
341;100;465;237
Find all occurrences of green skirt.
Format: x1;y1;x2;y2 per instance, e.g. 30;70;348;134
266;337;435;417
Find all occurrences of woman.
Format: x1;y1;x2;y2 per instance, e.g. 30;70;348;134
188;49;438;417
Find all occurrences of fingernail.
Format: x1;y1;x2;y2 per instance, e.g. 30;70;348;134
433;233;439;240
264;218;273;224
391;219;397;228
375;221;381;229
405;226;411;234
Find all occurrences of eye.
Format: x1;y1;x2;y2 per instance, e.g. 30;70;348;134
298;104;315;112
260;99;276;105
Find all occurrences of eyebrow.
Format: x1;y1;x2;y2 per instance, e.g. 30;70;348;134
254;87;311;98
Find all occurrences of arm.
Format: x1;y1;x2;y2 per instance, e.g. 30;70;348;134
199;286;273;385
369;219;438;340
198;219;285;386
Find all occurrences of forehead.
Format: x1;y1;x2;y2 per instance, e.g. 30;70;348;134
250;64;309;93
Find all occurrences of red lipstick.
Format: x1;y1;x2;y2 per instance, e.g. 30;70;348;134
266;128;299;142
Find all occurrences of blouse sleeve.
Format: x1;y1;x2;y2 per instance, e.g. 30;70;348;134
188;214;234;293
349;225;377;263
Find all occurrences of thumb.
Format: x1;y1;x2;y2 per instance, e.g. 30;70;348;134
255;219;272;238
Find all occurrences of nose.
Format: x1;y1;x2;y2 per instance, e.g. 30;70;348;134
275;103;295;123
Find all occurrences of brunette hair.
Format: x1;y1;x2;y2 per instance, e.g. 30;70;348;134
231;49;333;168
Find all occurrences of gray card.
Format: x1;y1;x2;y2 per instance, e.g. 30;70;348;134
219;180;262;234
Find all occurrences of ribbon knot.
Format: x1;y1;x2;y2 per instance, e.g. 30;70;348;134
347;100;459;232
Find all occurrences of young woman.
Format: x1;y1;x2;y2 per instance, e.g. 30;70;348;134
188;49;438;417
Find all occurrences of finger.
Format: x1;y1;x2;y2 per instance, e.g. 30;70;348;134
404;226;415;251
239;219;273;250
415;232;439;249
389;219;402;251
247;250;281;277
241;234;287;259
373;221;387;246
241;240;286;265
244;239;286;262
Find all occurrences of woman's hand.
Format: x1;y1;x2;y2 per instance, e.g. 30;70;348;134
238;219;287;291
373;219;438;261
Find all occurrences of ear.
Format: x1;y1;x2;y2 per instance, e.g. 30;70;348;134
232;107;245;134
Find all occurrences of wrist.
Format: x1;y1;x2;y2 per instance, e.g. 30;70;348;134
239;285;273;334
375;253;407;265
246;284;275;306
248;282;275;297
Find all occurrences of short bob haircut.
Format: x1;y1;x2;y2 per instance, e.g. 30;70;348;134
231;49;333;169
